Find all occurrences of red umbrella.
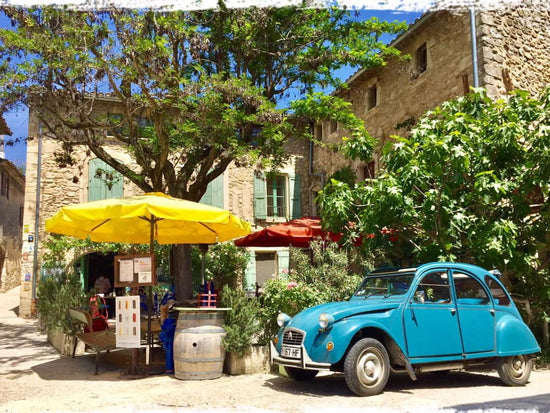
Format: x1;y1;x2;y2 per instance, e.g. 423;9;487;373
234;217;342;248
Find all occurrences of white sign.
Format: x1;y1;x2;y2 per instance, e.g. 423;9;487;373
115;296;141;348
119;259;134;282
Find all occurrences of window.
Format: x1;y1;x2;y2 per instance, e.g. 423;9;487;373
314;124;323;141
454;272;489;305
329;120;337;134
414;271;451;304
462;74;470;95
363;161;375;180
1;172;9;199
266;175;286;218
484;275;511;306
255;252;276;286
106;114;152;137
19;206;24;226
367;84;377;110
254;173;301;220
416;43;427;74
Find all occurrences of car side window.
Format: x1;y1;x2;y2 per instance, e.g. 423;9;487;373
414;271;451;304
484;275;511;306
453;272;490;305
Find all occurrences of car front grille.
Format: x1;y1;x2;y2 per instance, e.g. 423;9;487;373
282;329;304;346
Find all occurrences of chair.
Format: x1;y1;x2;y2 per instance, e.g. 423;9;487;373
68;308;116;375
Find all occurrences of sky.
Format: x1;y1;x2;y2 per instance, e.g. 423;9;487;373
0;5;427;173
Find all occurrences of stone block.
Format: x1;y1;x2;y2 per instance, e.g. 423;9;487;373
223;345;270;375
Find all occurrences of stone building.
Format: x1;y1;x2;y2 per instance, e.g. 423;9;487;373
0;115;25;292
18;100;313;316
312;7;550;185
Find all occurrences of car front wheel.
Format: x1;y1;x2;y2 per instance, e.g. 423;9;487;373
344;338;390;396
496;354;533;386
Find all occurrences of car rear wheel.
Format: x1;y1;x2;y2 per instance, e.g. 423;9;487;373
496;354;533;386
344;338;390;396
284;366;318;381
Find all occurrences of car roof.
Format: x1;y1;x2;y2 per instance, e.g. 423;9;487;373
368;262;490;277
417;262;489;275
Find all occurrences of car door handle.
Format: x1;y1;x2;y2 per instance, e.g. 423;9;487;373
490;309;495;315
450;308;456;315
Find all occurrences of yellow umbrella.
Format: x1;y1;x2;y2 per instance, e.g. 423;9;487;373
45;192;251;375
46;192;251;245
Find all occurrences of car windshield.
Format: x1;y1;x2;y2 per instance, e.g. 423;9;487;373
354;272;415;298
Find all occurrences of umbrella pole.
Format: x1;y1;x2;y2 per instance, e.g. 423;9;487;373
147;217;155;367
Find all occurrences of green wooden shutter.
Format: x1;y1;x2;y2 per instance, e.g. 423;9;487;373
211;174;224;209
200;174;224;208
254;173;267;220
289;174;301;219
277;250;290;277
200;183;212;206
88;158;123;201
88;159;102;201
243;252;257;289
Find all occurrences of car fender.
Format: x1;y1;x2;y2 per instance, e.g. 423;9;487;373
308;312;404;365
496;313;540;356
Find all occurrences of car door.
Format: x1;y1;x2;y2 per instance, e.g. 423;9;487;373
452;270;495;355
403;270;463;359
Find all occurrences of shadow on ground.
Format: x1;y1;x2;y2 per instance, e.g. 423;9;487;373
263;370;503;398
10;304;20;317
452;393;550;412
31;347;168;381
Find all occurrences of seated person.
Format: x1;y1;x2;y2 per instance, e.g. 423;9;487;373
94;275;112;295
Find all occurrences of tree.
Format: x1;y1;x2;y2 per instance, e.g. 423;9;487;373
0;5;406;299
319;88;550;346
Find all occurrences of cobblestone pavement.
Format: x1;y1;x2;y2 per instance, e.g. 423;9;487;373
1;286;549;413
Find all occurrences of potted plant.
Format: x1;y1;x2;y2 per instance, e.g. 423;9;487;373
219;285;269;375
36;271;89;355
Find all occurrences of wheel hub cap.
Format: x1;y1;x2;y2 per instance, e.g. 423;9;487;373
358;351;382;386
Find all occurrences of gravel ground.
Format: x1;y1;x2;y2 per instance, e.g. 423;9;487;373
1;286;549;413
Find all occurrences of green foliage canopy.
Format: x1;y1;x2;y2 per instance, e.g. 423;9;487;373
0;5;406;200
319;88;550;276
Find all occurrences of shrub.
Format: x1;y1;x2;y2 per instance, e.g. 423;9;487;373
219;285;263;356
291;239;362;302
259;239;362;341
259;278;323;342
36;273;89;334
192;243;249;291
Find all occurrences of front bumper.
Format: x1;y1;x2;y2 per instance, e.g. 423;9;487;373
270;341;332;371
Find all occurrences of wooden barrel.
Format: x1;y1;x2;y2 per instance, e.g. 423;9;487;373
173;325;226;380
176;309;225;330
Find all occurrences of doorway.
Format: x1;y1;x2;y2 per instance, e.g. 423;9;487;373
84;252;116;293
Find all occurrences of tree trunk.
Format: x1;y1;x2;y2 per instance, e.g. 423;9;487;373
171;244;194;303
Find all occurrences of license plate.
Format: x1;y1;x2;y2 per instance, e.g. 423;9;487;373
281;345;301;359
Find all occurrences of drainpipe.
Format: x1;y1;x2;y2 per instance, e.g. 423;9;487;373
470;6;479;88
31;117;43;311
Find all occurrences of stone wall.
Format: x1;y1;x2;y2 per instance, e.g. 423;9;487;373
313;7;550;184
315;11;474;180
0;160;24;291
479;5;550;98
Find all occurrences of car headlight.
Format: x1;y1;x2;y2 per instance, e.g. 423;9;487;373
319;313;335;330
277;312;291;327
